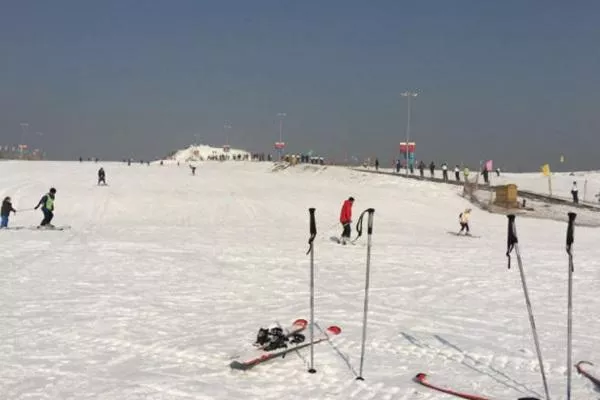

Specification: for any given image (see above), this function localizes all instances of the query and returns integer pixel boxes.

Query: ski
[576,360,600,387]
[30,225,71,231]
[329,236,356,245]
[230,325,341,371]
[446,231,480,238]
[414,373,540,400]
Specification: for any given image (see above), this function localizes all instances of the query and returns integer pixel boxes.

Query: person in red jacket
[339,196,354,244]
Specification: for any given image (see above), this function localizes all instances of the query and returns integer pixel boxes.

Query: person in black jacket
[35,188,56,227]
[1,196,16,228]
[98,168,106,185]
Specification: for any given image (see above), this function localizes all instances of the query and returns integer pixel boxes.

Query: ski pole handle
[366,208,375,235]
[307,208,316,255]
[506,214,518,269]
[566,212,576,262]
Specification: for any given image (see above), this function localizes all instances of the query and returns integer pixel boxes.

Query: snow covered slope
[1,160,599,399]
[162,144,251,163]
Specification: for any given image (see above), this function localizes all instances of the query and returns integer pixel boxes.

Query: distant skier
[98,167,106,185]
[1,196,16,228]
[571,181,579,204]
[339,197,355,245]
[429,161,435,178]
[190,165,197,175]
[441,162,448,181]
[454,165,460,181]
[375,158,379,171]
[418,161,425,178]
[458,208,472,235]
[34,188,56,228]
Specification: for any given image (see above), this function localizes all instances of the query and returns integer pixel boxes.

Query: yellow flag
[541,164,551,177]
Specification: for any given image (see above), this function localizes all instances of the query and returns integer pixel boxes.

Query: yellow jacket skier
[458,208,471,235]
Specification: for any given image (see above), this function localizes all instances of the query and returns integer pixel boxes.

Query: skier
[190,165,197,175]
[571,181,579,203]
[375,158,379,171]
[34,188,56,228]
[1,196,16,228]
[98,167,106,185]
[429,161,435,178]
[458,208,472,235]
[339,196,354,245]
[418,160,425,178]
[441,162,448,181]
[454,165,460,181]
[482,166,489,184]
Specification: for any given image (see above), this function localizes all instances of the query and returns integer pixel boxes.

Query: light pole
[224,121,232,146]
[401,91,418,176]
[277,112,286,160]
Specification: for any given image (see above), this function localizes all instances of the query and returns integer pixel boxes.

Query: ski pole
[566,212,576,400]
[307,208,317,374]
[506,215,551,400]
[357,208,375,381]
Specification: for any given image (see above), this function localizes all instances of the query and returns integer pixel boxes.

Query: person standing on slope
[458,208,472,235]
[339,196,354,244]
[98,167,106,185]
[34,188,56,228]
[1,196,17,228]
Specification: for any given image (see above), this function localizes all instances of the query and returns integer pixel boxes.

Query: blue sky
[1,0,598,170]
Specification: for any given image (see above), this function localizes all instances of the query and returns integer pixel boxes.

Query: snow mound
[161,144,251,163]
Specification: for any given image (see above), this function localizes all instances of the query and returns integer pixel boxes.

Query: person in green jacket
[34,188,56,228]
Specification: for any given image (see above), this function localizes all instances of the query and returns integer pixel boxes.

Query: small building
[494,184,519,208]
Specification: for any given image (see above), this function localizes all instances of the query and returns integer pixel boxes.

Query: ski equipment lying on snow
[253,318,308,351]
[230,325,341,371]
[575,360,600,387]
[414,373,541,400]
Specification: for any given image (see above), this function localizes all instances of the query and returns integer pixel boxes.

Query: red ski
[415,373,490,400]
[415,373,541,400]
[230,325,341,370]
[576,361,600,387]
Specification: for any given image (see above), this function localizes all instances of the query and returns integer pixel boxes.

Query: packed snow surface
[1,160,599,399]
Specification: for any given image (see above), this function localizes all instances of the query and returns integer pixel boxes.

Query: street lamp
[224,121,232,146]
[276,112,286,160]
[401,91,418,175]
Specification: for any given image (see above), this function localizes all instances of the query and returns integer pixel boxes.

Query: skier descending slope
[339,196,354,245]
[458,208,472,236]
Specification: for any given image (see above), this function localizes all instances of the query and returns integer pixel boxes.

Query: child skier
[1,196,16,228]
[458,208,472,235]
[339,196,354,244]
[34,188,56,228]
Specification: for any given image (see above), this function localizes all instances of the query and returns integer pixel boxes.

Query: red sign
[274,142,285,150]
[399,142,415,153]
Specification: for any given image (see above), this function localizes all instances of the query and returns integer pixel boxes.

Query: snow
[1,160,599,399]
[161,144,251,164]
